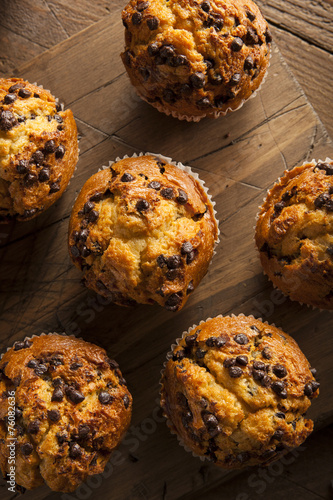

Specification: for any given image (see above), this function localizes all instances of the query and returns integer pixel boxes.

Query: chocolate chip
[273,364,287,378]
[18,88,31,98]
[49,181,61,194]
[34,364,48,376]
[262,347,272,359]
[311,381,320,392]
[206,337,226,348]
[314,193,330,208]
[70,363,83,371]
[201,1,210,11]
[69,442,82,459]
[70,245,80,258]
[84,201,94,213]
[244,27,259,45]
[244,56,254,72]
[229,366,243,378]
[187,280,194,294]
[196,348,206,359]
[172,349,186,361]
[229,73,241,85]
[90,192,103,202]
[66,387,85,404]
[166,268,179,281]
[21,443,33,456]
[275,411,285,419]
[202,412,220,437]
[265,29,273,43]
[88,210,99,223]
[16,159,29,174]
[273,429,284,440]
[44,140,56,154]
[27,359,38,368]
[231,37,243,52]
[48,410,60,423]
[234,333,249,345]
[123,394,130,409]
[14,341,26,351]
[185,333,198,347]
[189,72,206,89]
[147,16,159,30]
[260,374,272,387]
[304,381,320,397]
[166,255,181,269]
[55,145,66,159]
[98,391,113,404]
[28,420,40,434]
[197,97,211,108]
[176,189,188,204]
[132,11,142,24]
[136,199,150,212]
[4,93,17,104]
[32,150,44,165]
[246,9,256,21]
[81,245,91,258]
[148,42,159,56]
[108,359,119,370]
[53,378,63,387]
[272,381,287,398]
[121,172,135,183]
[174,54,188,66]
[137,1,149,11]
[253,369,265,381]
[79,229,89,242]
[165,293,182,311]
[181,242,193,255]
[223,357,236,368]
[310,367,317,377]
[0,110,17,131]
[157,254,166,267]
[236,355,248,366]
[38,167,50,182]
[316,162,333,175]
[23,208,37,218]
[15,407,22,419]
[253,360,265,370]
[148,181,161,190]
[78,425,90,439]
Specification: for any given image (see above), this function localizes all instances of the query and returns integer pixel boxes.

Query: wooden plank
[0,8,333,500]
[0,26,44,77]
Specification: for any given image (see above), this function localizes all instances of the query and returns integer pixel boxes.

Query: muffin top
[255,159,333,309]
[68,155,218,311]
[160,315,319,468]
[0,78,78,220]
[122,0,271,119]
[0,334,132,492]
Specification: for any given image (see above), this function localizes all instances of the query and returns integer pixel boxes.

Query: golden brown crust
[0,78,78,221]
[68,155,218,311]
[160,315,318,468]
[255,159,333,309]
[0,334,132,492]
[121,0,271,120]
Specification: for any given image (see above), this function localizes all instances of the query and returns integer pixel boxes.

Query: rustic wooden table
[0,1,333,500]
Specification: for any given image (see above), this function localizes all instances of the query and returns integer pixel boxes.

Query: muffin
[68,154,218,311]
[121,0,271,120]
[160,314,319,468]
[255,159,333,309]
[0,334,132,492]
[0,78,78,221]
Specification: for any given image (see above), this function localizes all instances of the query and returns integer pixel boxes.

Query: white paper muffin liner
[254,157,333,312]
[159,313,271,462]
[134,50,271,122]
[99,152,220,255]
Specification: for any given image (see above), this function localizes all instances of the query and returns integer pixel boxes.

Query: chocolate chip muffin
[160,315,319,468]
[121,0,271,120]
[68,154,218,311]
[255,159,333,309]
[0,78,78,221]
[0,334,132,492]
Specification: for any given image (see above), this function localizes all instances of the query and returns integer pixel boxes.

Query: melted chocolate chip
[234,333,249,345]
[189,72,206,89]
[98,391,113,404]
[0,110,17,131]
[121,172,134,182]
[66,387,85,404]
[55,145,66,159]
[44,140,56,154]
[231,37,243,52]
[4,93,17,104]
[176,189,188,204]
[69,442,82,459]
[136,199,150,212]
[165,293,182,311]
[147,17,159,30]
[21,443,33,456]
[48,409,60,423]
[273,364,287,378]
[229,366,243,378]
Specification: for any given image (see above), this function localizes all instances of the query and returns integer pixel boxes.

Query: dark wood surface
[0,2,333,500]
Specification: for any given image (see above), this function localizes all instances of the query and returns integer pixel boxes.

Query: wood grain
[0,9,333,500]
